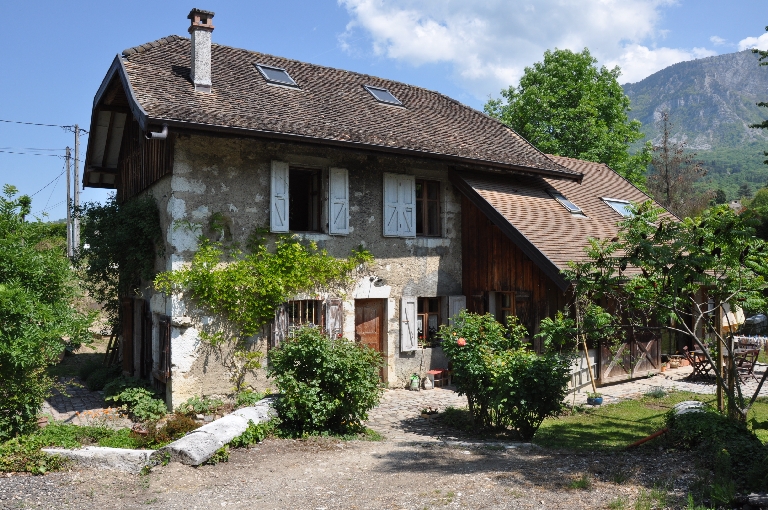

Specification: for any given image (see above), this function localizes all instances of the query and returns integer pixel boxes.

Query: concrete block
[42,447,155,474]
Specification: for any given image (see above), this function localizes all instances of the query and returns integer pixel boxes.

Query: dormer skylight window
[548,190,584,215]
[255,64,298,87]
[603,198,633,217]
[364,85,402,106]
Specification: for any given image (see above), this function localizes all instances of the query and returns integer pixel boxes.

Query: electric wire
[0,149,64,158]
[41,162,65,212]
[0,118,88,134]
[29,169,66,197]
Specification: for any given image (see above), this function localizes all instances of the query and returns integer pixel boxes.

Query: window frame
[602,197,633,217]
[254,63,299,88]
[286,299,324,337]
[417,297,441,347]
[415,179,442,237]
[363,85,403,106]
[547,190,585,216]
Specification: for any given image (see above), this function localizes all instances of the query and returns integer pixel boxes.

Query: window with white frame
[603,198,633,217]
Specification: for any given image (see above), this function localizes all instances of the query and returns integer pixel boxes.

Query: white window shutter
[270,161,289,233]
[400,296,418,352]
[383,173,400,237]
[272,304,287,348]
[328,168,349,235]
[399,175,416,237]
[448,295,467,325]
[325,298,343,338]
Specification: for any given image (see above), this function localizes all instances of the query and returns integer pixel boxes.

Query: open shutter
[399,175,416,237]
[272,304,287,348]
[325,298,343,338]
[156,316,171,382]
[120,298,134,375]
[448,295,467,325]
[383,173,400,237]
[270,161,289,233]
[401,296,418,352]
[328,168,349,235]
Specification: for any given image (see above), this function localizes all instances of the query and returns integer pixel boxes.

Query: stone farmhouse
[83,9,666,407]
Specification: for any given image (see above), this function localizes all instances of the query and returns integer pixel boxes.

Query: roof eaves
[449,171,571,290]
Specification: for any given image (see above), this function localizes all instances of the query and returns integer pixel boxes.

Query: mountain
[622,50,768,199]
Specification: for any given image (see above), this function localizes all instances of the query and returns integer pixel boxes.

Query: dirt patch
[1,438,701,509]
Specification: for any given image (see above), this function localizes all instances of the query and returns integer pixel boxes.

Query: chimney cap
[187,8,215,20]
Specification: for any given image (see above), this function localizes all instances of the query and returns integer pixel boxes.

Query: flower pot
[586,396,603,406]
[668,361,680,369]
[660,366,667,373]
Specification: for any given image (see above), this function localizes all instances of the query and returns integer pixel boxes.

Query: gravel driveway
[1,436,699,509]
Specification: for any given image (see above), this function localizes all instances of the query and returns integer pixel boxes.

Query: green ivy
[155,237,372,340]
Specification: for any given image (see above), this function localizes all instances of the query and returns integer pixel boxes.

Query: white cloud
[710,35,726,46]
[609,45,716,84]
[338,0,716,97]
[738,32,768,51]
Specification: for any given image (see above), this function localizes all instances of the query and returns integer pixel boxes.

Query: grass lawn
[534,391,724,450]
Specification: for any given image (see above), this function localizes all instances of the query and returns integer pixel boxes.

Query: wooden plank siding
[117,119,173,202]
[461,194,567,340]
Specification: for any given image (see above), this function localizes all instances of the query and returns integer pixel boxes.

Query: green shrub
[229,419,275,448]
[104,377,167,422]
[175,395,223,416]
[0,185,94,440]
[268,327,383,435]
[97,428,143,449]
[234,390,265,408]
[205,445,229,464]
[144,413,200,448]
[667,407,768,497]
[440,311,574,439]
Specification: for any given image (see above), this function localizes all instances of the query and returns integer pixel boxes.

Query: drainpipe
[146,124,168,140]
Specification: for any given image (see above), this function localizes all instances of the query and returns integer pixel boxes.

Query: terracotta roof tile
[115,36,579,178]
[459,155,674,271]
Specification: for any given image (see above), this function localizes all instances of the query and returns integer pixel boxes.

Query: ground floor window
[287,299,324,336]
[417,297,441,347]
[497,291,533,336]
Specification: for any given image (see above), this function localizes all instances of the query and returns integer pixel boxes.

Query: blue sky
[1,0,767,221]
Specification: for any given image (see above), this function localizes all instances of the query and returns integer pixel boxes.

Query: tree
[484,48,650,188]
[646,111,708,218]
[567,202,768,422]
[738,183,754,200]
[0,185,93,439]
[713,189,727,205]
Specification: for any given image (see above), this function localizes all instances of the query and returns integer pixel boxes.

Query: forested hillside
[623,50,768,199]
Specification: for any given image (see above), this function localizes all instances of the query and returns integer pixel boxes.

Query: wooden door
[355,299,383,353]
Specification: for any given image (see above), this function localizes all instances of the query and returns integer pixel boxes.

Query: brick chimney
[187,8,215,93]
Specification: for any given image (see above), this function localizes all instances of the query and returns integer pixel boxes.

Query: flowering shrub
[440,311,574,440]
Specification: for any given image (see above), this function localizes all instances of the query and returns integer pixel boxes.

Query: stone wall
[144,133,464,405]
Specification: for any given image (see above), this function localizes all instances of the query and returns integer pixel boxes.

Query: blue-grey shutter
[270,161,289,233]
[448,295,467,325]
[401,296,418,352]
[399,175,416,237]
[328,167,349,235]
[383,173,400,237]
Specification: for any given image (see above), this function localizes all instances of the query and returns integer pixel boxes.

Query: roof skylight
[364,85,402,106]
[548,190,583,215]
[603,198,633,217]
[255,64,298,87]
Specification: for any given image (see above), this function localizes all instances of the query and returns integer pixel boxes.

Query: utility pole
[65,147,72,258]
[73,124,80,252]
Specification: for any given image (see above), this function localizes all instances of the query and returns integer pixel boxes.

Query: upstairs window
[548,190,584,215]
[364,85,402,106]
[416,179,441,236]
[603,198,633,217]
[255,64,299,87]
[289,168,322,232]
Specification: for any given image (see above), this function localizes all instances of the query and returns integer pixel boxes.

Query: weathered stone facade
[142,134,463,406]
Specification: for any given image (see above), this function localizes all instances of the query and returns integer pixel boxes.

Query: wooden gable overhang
[450,171,571,291]
[83,56,173,201]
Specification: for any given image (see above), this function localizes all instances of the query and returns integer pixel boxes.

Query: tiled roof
[113,35,580,180]
[455,156,674,279]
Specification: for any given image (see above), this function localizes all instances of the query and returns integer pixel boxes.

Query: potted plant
[660,362,667,373]
[420,406,438,418]
[586,392,603,405]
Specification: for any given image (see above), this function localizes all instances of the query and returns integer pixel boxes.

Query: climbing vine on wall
[154,235,373,340]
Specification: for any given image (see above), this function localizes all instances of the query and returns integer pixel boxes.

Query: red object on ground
[626,427,668,449]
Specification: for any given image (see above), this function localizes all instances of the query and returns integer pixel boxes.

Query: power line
[0,118,88,134]
[38,200,65,215]
[29,169,66,198]
[41,162,65,212]
[0,146,66,152]
[0,149,64,158]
